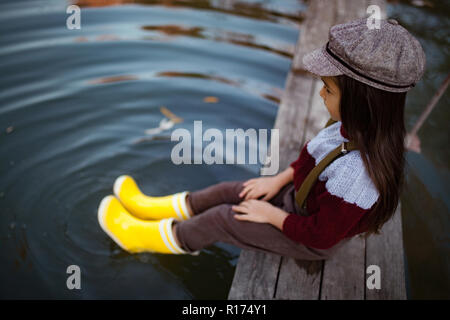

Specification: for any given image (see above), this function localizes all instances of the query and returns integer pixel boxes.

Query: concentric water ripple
[0,0,305,298]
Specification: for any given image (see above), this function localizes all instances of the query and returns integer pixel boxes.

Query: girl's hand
[232,200,274,224]
[239,177,282,201]
[232,200,288,228]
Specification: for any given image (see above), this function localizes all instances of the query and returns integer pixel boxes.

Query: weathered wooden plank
[264,0,341,300]
[303,78,333,143]
[274,74,315,169]
[274,0,357,300]
[320,236,366,300]
[309,0,381,300]
[228,250,281,299]
[366,203,407,299]
[292,0,338,69]
[301,0,391,300]
[230,0,355,300]
[275,258,323,300]
[229,0,404,301]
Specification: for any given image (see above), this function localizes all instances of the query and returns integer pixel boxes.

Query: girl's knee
[209,204,244,227]
[214,181,245,202]
[217,180,244,192]
[214,203,235,218]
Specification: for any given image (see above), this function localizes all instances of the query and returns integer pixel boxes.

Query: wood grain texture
[228,250,281,299]
[366,204,407,299]
[273,74,316,170]
[275,258,323,300]
[320,236,366,300]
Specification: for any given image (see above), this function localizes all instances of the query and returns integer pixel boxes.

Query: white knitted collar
[306,121,379,210]
[307,121,348,165]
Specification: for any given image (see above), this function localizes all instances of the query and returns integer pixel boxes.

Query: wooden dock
[228,0,407,300]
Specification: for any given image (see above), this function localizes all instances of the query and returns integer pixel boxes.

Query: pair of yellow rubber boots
[97,175,194,255]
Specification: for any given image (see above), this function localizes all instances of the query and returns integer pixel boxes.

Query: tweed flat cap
[303,17,426,92]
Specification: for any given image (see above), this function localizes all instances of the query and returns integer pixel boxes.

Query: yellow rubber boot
[113,175,192,221]
[97,195,191,254]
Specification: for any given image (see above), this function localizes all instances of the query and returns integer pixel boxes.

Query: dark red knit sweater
[281,121,379,250]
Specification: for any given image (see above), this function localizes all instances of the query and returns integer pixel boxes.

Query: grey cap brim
[302,45,344,77]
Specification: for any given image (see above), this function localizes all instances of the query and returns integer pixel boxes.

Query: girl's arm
[232,200,289,230]
[239,166,294,200]
[273,166,294,188]
[268,207,290,230]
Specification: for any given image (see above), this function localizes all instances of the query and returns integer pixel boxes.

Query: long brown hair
[333,74,406,236]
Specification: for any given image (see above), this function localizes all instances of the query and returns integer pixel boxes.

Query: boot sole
[97,195,129,252]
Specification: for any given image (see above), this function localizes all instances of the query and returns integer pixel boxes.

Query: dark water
[0,0,302,299]
[387,0,450,299]
[0,0,448,299]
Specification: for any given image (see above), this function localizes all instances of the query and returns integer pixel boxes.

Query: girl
[97,18,426,260]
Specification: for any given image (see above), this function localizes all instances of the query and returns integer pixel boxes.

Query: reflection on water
[89,75,139,84]
[142,23,295,58]
[75,0,305,25]
[0,0,448,299]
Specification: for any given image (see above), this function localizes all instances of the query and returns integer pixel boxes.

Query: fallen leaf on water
[139,107,183,140]
[203,96,219,103]
[145,118,175,135]
[89,75,138,84]
[74,37,89,43]
[160,106,183,123]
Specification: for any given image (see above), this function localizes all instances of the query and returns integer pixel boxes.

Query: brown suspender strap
[294,119,358,210]
[324,117,337,128]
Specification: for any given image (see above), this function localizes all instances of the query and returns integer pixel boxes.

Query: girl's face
[320,76,341,121]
